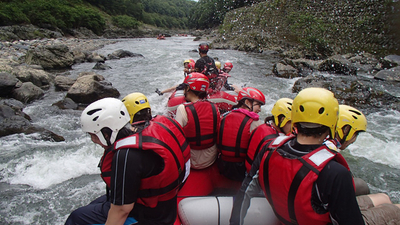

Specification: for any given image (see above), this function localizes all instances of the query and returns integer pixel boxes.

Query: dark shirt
[110,148,177,225]
[230,138,365,225]
[195,55,218,76]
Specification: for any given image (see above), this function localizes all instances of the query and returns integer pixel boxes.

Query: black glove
[155,88,163,96]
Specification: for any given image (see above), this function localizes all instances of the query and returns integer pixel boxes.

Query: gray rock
[54,75,76,91]
[380,55,400,69]
[66,74,120,104]
[292,74,400,111]
[0,102,64,141]
[0,72,19,97]
[12,65,52,88]
[24,44,74,69]
[86,52,106,63]
[272,62,299,78]
[93,62,112,70]
[11,82,45,103]
[318,55,358,75]
[374,66,400,82]
[107,49,144,60]
[52,97,78,110]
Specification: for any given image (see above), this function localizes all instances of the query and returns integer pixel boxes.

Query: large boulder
[66,73,120,104]
[272,62,299,78]
[292,74,400,111]
[380,55,400,69]
[107,49,144,60]
[12,65,52,88]
[318,55,358,75]
[374,66,400,82]
[54,75,76,91]
[0,72,19,97]
[11,82,45,103]
[24,44,74,69]
[93,62,112,70]
[52,97,79,110]
[0,104,64,141]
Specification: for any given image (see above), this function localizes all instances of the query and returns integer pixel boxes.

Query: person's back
[246,98,293,173]
[218,87,265,181]
[257,88,364,225]
[195,43,219,89]
[175,73,221,169]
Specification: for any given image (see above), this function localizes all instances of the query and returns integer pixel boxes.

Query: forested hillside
[0,0,197,35]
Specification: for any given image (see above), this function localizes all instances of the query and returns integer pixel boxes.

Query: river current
[0,37,399,224]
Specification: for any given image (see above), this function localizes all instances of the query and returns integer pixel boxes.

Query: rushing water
[0,37,399,224]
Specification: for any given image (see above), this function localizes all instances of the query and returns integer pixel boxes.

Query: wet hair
[189,89,207,99]
[133,108,152,122]
[100,126,132,146]
[264,116,274,124]
[232,98,253,110]
[296,124,330,138]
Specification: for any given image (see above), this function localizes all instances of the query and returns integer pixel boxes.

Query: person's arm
[230,144,270,225]
[239,171,264,225]
[105,203,134,225]
[174,104,188,127]
[317,161,365,225]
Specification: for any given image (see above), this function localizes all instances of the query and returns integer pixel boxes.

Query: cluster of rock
[270,53,400,112]
[0,37,143,141]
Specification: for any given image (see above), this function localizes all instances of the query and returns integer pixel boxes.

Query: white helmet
[80,97,130,146]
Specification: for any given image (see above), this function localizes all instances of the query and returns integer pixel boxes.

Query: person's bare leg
[368,193,392,206]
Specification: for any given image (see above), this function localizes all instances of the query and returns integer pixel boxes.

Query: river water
[0,37,399,224]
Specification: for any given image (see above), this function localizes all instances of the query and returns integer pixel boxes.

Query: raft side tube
[178,196,278,225]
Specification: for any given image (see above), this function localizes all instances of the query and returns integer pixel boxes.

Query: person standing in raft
[65,97,186,225]
[192,43,219,90]
[217,87,265,182]
[174,73,221,170]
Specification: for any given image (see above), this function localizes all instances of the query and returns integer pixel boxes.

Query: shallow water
[0,36,399,224]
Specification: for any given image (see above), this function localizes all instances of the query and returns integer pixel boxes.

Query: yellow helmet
[292,87,339,138]
[122,92,151,123]
[215,61,221,69]
[337,105,367,141]
[271,98,293,128]
[183,59,191,65]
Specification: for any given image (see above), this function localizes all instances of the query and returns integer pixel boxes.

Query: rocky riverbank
[0,35,142,141]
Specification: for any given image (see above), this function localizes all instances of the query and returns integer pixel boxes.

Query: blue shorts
[65,195,137,225]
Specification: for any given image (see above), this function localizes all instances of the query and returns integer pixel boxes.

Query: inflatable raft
[173,163,278,225]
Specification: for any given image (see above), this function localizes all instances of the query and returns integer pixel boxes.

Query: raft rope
[215,196,221,225]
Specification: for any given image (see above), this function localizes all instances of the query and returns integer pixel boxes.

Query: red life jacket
[184,100,220,150]
[245,123,279,173]
[100,115,187,208]
[258,135,353,225]
[218,111,254,162]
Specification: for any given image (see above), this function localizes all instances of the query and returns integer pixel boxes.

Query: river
[0,36,399,224]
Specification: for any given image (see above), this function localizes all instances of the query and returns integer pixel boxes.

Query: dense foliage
[0,0,197,34]
[0,0,106,34]
[189,0,265,29]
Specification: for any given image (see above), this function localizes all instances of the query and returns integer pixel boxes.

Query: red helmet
[188,62,195,69]
[189,59,195,63]
[183,72,209,92]
[224,62,233,70]
[198,43,209,53]
[237,87,266,105]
